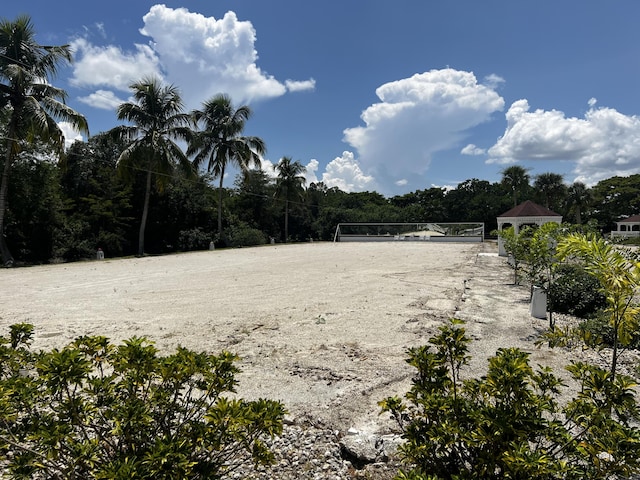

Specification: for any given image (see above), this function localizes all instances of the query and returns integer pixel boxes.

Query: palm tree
[534,172,566,210]
[274,157,306,242]
[109,76,193,256]
[0,15,89,265]
[188,94,265,244]
[566,181,591,224]
[500,165,530,207]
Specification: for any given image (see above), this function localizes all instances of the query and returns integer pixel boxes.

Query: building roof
[617,214,640,223]
[498,200,562,218]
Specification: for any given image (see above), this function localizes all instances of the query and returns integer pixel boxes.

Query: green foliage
[533,172,567,211]
[495,225,532,285]
[109,76,194,257]
[227,222,267,247]
[5,152,66,263]
[57,133,134,260]
[501,165,531,208]
[273,156,307,242]
[523,222,561,289]
[578,311,640,350]
[548,264,606,318]
[617,236,640,246]
[0,325,286,479]
[445,178,510,232]
[380,319,640,480]
[0,14,89,265]
[557,233,640,377]
[188,94,266,240]
[177,227,212,251]
[231,170,279,238]
[589,174,640,231]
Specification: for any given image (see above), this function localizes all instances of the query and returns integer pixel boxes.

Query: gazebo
[610,214,640,239]
[496,200,563,256]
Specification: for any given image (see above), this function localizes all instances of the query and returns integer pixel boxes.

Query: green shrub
[0,324,285,479]
[579,311,640,350]
[380,319,640,480]
[178,227,211,251]
[227,224,266,247]
[548,263,606,318]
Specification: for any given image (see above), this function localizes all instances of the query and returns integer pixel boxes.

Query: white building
[496,200,562,256]
[610,214,640,239]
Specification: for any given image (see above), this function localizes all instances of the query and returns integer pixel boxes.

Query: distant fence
[333,222,484,243]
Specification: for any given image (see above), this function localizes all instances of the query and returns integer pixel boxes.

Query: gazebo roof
[498,200,561,218]
[617,214,640,223]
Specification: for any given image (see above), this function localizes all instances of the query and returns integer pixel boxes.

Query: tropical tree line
[2,15,640,266]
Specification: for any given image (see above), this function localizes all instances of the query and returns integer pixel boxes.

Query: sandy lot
[0,241,598,434]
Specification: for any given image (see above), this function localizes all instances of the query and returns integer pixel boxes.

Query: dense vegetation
[380,319,640,480]
[6,122,640,265]
[2,15,640,265]
[0,324,285,479]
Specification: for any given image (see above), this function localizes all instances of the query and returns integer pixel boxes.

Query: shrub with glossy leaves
[548,263,606,318]
[227,223,267,247]
[0,323,285,479]
[380,319,640,480]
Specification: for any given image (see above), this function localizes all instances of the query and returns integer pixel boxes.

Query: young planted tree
[0,15,89,265]
[109,77,193,256]
[495,225,532,285]
[524,222,564,327]
[188,94,265,244]
[556,233,640,378]
[0,324,286,479]
[273,156,306,242]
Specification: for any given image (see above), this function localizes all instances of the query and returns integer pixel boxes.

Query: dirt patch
[1,241,630,435]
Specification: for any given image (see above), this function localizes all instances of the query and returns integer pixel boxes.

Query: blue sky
[5,1,640,196]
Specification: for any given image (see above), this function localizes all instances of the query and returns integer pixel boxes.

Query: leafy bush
[380,319,640,480]
[227,223,266,247]
[0,324,285,479]
[579,311,640,350]
[178,227,212,251]
[548,263,606,318]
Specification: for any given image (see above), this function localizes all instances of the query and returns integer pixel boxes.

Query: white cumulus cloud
[487,99,640,185]
[77,89,124,110]
[303,159,320,185]
[70,5,305,111]
[484,73,505,89]
[70,38,162,94]
[59,122,85,149]
[461,144,486,156]
[321,151,376,192]
[285,79,316,92]
[139,6,286,106]
[342,68,504,193]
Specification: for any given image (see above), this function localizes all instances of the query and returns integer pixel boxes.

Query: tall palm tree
[0,15,89,265]
[109,76,192,256]
[534,172,566,210]
[274,156,306,242]
[500,165,530,207]
[188,94,265,243]
[566,181,591,225]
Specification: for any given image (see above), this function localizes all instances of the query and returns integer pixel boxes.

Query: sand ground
[0,240,600,434]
